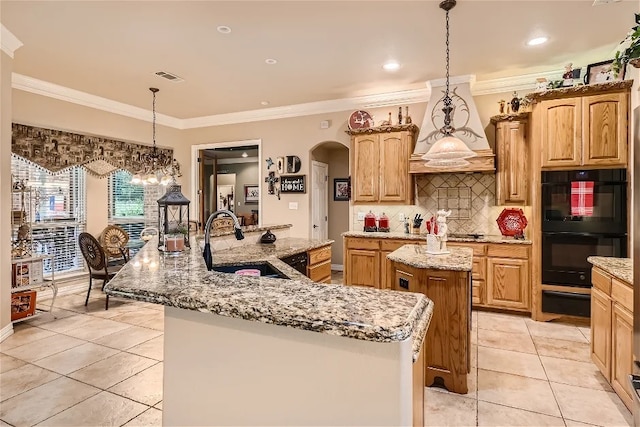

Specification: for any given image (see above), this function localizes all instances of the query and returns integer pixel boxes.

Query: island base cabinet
[163,306,421,426]
[392,262,470,394]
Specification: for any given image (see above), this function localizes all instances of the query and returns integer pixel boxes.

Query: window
[108,171,146,239]
[11,154,87,274]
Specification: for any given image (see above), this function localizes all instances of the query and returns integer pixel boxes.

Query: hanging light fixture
[131,88,181,185]
[421,0,476,168]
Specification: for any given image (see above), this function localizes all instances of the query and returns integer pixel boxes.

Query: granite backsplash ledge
[352,173,532,237]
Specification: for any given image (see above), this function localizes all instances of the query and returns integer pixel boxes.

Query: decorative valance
[11,123,174,178]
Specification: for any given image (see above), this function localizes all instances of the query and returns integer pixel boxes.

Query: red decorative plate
[348,110,373,130]
[496,208,528,237]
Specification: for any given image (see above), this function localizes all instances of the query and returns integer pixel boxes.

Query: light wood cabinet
[495,119,528,205]
[590,266,633,411]
[307,245,332,283]
[392,261,470,394]
[486,257,530,311]
[345,247,380,288]
[611,302,633,410]
[582,92,628,166]
[591,286,612,380]
[539,92,628,169]
[349,125,417,204]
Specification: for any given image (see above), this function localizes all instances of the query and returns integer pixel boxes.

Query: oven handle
[541,231,628,238]
[541,181,627,186]
[542,290,590,300]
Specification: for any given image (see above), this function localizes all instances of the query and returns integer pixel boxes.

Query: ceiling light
[261,101,270,106]
[242,152,248,158]
[131,88,182,186]
[527,36,548,46]
[422,0,476,167]
[217,26,232,34]
[265,58,278,65]
[383,61,400,72]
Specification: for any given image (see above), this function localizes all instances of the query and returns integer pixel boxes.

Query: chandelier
[131,88,181,185]
[421,0,476,167]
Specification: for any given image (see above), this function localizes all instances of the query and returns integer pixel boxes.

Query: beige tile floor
[0,277,633,427]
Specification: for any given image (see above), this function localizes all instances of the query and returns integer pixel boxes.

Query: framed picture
[585,60,624,84]
[334,178,350,201]
[244,185,259,204]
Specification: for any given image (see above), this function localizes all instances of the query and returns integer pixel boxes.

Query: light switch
[399,213,405,221]
[357,212,365,221]
[289,202,298,210]
[238,201,241,207]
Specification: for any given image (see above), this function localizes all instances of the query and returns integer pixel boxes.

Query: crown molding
[12,69,566,129]
[12,73,183,128]
[1,25,23,58]
[471,69,564,95]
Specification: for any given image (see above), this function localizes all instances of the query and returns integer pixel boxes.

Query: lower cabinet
[345,248,380,288]
[392,261,470,395]
[590,266,633,411]
[307,245,332,283]
[486,258,530,311]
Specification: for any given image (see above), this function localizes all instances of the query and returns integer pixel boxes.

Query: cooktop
[448,233,485,239]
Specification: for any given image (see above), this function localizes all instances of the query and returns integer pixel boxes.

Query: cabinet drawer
[308,245,331,265]
[380,239,409,252]
[487,244,529,259]
[448,242,487,257]
[308,260,332,282]
[592,267,612,295]
[612,278,633,313]
[472,258,486,281]
[346,238,380,250]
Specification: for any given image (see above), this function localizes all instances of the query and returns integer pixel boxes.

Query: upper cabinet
[493,116,528,205]
[349,124,418,204]
[534,86,629,170]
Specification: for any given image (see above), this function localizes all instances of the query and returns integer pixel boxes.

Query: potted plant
[613,13,640,77]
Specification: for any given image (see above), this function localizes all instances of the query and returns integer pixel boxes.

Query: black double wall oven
[541,169,627,317]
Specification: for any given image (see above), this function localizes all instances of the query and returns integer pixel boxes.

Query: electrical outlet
[289,202,298,210]
[357,212,365,221]
[399,213,405,221]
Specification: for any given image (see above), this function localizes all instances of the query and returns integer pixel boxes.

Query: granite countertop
[388,244,473,272]
[105,237,434,362]
[587,256,632,284]
[342,230,532,245]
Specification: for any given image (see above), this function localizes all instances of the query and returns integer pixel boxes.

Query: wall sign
[280,175,306,193]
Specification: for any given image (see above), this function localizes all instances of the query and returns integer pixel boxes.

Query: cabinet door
[496,121,528,205]
[352,134,379,203]
[486,258,530,311]
[379,132,410,202]
[540,98,582,168]
[345,249,379,288]
[582,93,628,167]
[591,287,612,381]
[611,303,633,411]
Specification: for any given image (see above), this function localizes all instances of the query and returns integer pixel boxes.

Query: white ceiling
[2,1,637,120]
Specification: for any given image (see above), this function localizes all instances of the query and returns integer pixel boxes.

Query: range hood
[410,76,495,174]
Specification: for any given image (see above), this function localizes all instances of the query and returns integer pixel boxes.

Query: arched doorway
[310,141,349,277]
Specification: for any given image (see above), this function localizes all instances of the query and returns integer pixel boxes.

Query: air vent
[154,71,184,83]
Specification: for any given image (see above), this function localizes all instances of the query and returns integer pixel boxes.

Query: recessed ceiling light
[242,152,248,158]
[217,26,232,34]
[383,61,400,72]
[261,101,270,106]
[265,58,278,65]
[527,36,548,46]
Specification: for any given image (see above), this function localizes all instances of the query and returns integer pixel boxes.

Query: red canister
[378,213,390,232]
[364,211,378,232]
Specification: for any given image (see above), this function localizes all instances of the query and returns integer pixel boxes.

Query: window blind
[11,155,87,274]
[108,171,146,240]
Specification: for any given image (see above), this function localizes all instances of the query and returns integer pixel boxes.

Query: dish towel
[571,181,594,216]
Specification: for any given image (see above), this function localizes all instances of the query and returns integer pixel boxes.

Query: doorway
[192,140,261,229]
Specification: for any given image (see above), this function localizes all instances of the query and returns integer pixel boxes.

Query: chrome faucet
[202,209,244,271]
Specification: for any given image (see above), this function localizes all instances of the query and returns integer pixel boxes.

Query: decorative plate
[496,208,528,237]
[348,110,374,130]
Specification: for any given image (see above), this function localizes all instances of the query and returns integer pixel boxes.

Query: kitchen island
[105,237,434,426]
[388,244,472,394]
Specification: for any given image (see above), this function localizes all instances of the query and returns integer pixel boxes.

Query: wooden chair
[211,216,235,232]
[99,225,129,264]
[140,226,159,242]
[78,232,121,310]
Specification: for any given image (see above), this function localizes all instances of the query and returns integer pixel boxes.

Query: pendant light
[421,0,476,167]
[131,88,181,185]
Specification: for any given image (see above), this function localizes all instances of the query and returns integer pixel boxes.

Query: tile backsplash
[352,173,531,237]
